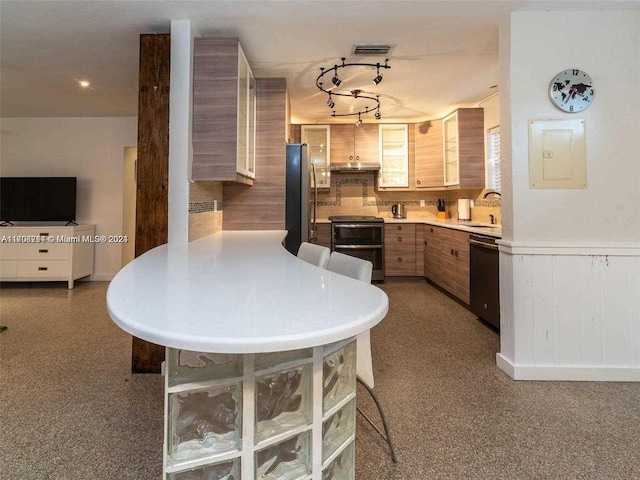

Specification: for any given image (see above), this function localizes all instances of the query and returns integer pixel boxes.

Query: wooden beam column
[132,33,170,373]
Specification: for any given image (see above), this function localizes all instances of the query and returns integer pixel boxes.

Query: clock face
[549,69,595,113]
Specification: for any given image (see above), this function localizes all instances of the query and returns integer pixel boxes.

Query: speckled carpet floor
[1,279,638,479]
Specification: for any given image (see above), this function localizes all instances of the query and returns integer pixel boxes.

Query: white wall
[0,117,138,279]
[498,10,640,381]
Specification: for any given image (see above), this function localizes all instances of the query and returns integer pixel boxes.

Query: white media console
[0,224,95,289]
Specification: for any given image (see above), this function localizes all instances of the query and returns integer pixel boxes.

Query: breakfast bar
[106,231,389,480]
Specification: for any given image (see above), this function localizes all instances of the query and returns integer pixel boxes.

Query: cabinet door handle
[355,155,360,161]
[450,249,455,256]
[424,241,428,246]
[430,228,434,233]
[349,155,353,161]
[397,257,403,262]
[398,237,402,242]
[454,250,459,257]
[417,179,421,185]
[39,249,48,253]
[397,226,402,231]
[38,267,48,271]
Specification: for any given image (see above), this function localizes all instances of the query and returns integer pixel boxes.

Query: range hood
[330,161,380,172]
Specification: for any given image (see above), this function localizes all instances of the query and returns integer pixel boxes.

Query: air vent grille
[352,44,393,56]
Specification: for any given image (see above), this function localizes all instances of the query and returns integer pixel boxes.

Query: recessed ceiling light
[79,80,90,88]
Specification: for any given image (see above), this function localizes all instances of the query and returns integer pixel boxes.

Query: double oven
[329,216,385,281]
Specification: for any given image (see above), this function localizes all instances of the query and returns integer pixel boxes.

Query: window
[487,126,501,192]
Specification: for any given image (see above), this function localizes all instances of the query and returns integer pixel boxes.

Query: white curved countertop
[106,231,389,354]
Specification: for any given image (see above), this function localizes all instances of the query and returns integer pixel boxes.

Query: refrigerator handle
[310,162,317,241]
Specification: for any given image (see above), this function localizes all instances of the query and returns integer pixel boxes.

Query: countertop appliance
[469,234,500,330]
[329,216,385,281]
[391,203,405,219]
[285,143,316,254]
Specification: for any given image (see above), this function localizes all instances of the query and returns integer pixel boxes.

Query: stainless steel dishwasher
[469,234,500,330]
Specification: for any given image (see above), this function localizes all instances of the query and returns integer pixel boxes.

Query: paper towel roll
[457,198,471,220]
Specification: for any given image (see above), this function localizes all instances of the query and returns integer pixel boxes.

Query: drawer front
[386,223,416,235]
[18,242,70,260]
[386,251,417,275]
[17,227,70,238]
[17,260,69,278]
[0,242,18,260]
[0,260,18,278]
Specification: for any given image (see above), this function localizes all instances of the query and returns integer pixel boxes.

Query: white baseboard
[496,354,640,382]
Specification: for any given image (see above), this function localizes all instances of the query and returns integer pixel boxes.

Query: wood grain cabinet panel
[442,108,485,189]
[415,119,444,188]
[385,224,416,276]
[193,37,256,183]
[310,223,331,249]
[423,225,470,304]
[330,124,379,164]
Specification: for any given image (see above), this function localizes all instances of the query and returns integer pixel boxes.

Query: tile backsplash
[316,172,501,223]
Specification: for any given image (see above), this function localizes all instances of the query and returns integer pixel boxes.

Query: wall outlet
[420,200,425,207]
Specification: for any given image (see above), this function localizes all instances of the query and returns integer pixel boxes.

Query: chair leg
[356,377,398,463]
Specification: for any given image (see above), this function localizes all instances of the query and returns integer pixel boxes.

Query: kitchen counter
[107,230,388,353]
[106,230,388,479]
[317,217,501,238]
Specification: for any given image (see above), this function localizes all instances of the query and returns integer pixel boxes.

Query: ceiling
[1,1,634,123]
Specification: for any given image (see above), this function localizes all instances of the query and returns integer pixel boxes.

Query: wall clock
[548,69,595,113]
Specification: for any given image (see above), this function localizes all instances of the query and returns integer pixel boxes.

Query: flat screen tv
[0,177,77,223]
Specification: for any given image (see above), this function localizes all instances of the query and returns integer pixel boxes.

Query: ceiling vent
[352,44,394,56]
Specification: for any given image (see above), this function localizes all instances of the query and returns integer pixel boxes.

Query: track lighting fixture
[316,57,391,123]
[327,92,335,109]
[373,64,383,85]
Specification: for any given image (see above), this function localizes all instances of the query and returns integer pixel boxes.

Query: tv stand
[0,224,95,289]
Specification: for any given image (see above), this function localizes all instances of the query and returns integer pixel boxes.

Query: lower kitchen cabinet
[310,223,331,249]
[385,224,416,276]
[423,225,470,304]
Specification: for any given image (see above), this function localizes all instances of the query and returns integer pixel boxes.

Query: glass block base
[164,338,357,480]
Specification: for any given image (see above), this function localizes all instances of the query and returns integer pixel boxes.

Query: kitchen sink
[460,222,499,228]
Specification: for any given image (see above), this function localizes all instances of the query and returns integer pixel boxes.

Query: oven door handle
[334,244,384,249]
[332,224,384,229]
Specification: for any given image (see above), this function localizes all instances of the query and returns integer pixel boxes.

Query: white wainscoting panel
[498,245,640,381]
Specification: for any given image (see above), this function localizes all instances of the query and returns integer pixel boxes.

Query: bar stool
[296,242,330,269]
[325,251,398,463]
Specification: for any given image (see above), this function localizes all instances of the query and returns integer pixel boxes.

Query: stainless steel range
[329,216,385,281]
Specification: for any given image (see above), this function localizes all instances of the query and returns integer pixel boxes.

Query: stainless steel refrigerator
[285,143,317,254]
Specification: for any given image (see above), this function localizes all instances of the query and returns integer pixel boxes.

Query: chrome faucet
[483,191,502,199]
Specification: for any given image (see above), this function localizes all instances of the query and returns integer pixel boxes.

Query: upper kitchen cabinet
[442,108,484,188]
[301,125,330,189]
[415,119,444,189]
[378,124,409,188]
[330,124,379,167]
[192,37,256,184]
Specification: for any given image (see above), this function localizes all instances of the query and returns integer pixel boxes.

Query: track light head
[332,75,341,87]
[327,99,335,108]
[373,74,383,85]
[375,111,381,120]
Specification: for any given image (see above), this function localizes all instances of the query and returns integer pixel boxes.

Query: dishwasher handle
[469,238,499,251]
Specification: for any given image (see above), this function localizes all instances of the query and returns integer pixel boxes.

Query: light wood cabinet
[415,119,444,188]
[310,223,331,249]
[301,125,331,189]
[385,223,416,276]
[330,124,379,165]
[193,37,256,184]
[423,225,470,304]
[0,225,95,289]
[442,108,485,189]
